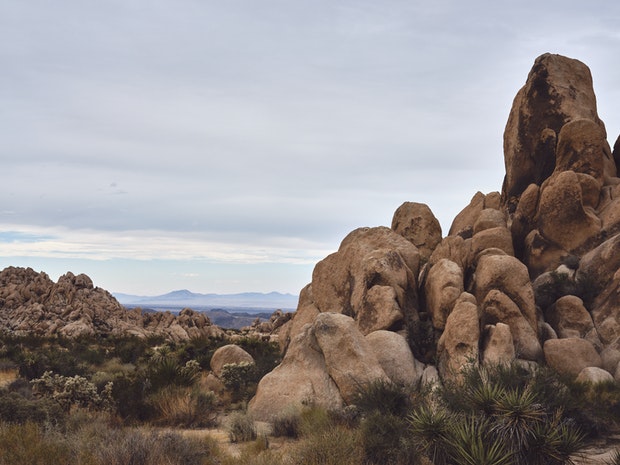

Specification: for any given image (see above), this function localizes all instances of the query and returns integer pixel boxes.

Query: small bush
[354,378,412,417]
[0,422,72,464]
[228,411,257,443]
[220,361,256,402]
[149,386,217,427]
[0,389,65,425]
[359,411,418,465]
[31,371,113,412]
[272,409,301,438]
[290,425,362,465]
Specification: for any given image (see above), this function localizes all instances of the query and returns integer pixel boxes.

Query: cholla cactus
[31,371,113,411]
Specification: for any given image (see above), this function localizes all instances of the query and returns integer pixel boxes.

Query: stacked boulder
[249,53,620,420]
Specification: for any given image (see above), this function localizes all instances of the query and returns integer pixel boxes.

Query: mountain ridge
[114,289,299,310]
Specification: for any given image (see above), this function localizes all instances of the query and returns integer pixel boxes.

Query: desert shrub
[298,403,334,437]
[220,361,256,402]
[359,411,418,465]
[31,371,113,412]
[17,346,86,380]
[271,409,301,438]
[290,424,363,465]
[234,337,281,380]
[445,416,513,465]
[110,336,153,364]
[353,378,412,417]
[407,317,436,364]
[0,389,65,424]
[0,422,73,464]
[148,386,217,427]
[108,372,153,422]
[228,411,257,443]
[411,361,588,465]
[408,403,452,465]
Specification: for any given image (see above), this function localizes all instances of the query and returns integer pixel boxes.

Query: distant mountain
[114,289,299,312]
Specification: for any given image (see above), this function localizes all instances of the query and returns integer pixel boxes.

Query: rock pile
[0,266,224,341]
[249,53,620,420]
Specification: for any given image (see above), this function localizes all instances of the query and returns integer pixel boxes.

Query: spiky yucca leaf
[446,416,513,465]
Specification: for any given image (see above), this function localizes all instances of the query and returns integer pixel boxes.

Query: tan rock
[278,284,320,353]
[545,295,597,340]
[424,259,464,330]
[481,290,542,362]
[449,192,501,237]
[522,230,567,278]
[428,235,472,272]
[502,53,604,206]
[473,209,507,234]
[311,227,420,334]
[555,118,615,183]
[248,324,343,421]
[543,338,602,377]
[210,345,255,378]
[511,184,540,252]
[538,171,602,252]
[589,269,620,345]
[437,293,480,382]
[482,323,515,366]
[391,202,442,262]
[474,254,538,331]
[575,366,614,385]
[366,330,424,387]
[313,313,388,402]
[600,343,620,375]
[471,226,514,258]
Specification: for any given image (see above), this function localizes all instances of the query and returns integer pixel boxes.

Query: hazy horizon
[2,1,619,296]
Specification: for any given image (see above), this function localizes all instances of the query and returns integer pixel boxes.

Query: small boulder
[391,202,442,262]
[437,293,480,382]
[575,367,614,385]
[481,323,515,366]
[366,330,424,387]
[424,259,464,330]
[543,338,602,377]
[545,295,596,339]
[210,345,255,378]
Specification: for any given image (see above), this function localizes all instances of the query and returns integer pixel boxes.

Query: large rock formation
[248,53,620,420]
[0,266,224,341]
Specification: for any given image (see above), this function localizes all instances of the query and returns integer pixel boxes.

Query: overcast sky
[1,1,619,296]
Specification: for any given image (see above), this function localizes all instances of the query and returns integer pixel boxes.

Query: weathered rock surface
[210,344,255,378]
[544,338,602,377]
[391,202,442,262]
[248,313,387,420]
[0,266,224,341]
[366,330,424,386]
[424,258,463,330]
[437,292,480,382]
[481,323,515,366]
[576,366,614,385]
[311,226,420,334]
[502,53,606,207]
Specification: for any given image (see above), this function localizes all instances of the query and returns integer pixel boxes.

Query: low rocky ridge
[248,53,620,421]
[0,266,224,341]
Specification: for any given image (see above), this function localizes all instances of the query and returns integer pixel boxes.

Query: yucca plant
[492,386,546,451]
[408,403,451,465]
[445,416,513,465]
[607,449,620,465]
[523,410,585,465]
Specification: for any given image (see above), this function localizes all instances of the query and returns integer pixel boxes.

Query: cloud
[1,1,619,293]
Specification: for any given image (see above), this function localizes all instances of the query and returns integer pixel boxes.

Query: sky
[1,1,619,296]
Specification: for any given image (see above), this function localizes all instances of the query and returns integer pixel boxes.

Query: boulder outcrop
[0,266,224,341]
[311,226,420,335]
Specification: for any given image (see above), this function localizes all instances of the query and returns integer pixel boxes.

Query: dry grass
[0,369,18,387]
